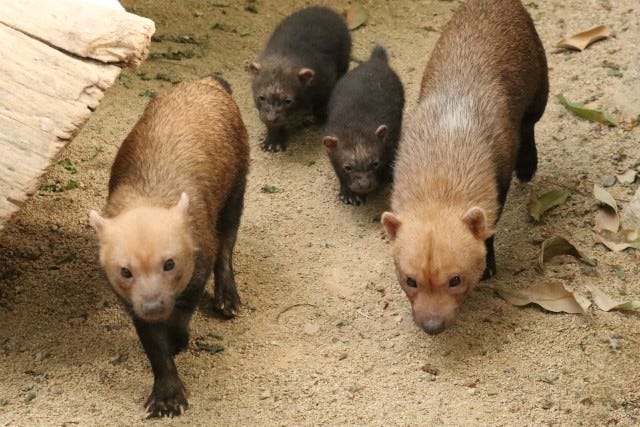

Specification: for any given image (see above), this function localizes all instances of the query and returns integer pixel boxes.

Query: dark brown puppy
[323,45,405,205]
[382,0,548,335]
[249,6,351,152]
[89,77,249,417]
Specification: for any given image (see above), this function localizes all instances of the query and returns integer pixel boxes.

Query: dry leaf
[538,236,597,269]
[528,188,570,222]
[593,184,620,232]
[556,25,614,51]
[586,283,640,311]
[595,209,620,232]
[497,281,586,314]
[594,229,640,251]
[557,94,617,126]
[616,170,637,185]
[344,5,368,30]
[593,184,619,213]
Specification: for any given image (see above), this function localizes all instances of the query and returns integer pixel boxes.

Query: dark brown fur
[382,0,548,334]
[91,77,249,417]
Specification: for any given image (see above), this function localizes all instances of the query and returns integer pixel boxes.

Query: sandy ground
[1,0,640,425]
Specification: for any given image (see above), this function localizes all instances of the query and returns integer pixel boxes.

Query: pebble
[601,175,616,187]
[303,323,320,336]
[24,391,36,404]
[260,390,271,400]
[421,363,439,375]
[0,398,7,406]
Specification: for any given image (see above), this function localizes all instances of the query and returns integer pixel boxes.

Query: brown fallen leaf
[586,283,640,311]
[344,5,368,31]
[593,184,619,213]
[594,229,640,251]
[595,210,620,233]
[593,184,620,232]
[528,188,570,222]
[538,236,597,269]
[557,25,614,51]
[497,281,588,314]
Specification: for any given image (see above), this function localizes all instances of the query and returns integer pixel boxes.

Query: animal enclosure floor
[1,1,639,425]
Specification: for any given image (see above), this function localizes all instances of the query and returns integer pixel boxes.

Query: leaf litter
[557,94,617,126]
[344,5,367,30]
[528,188,570,222]
[497,281,589,314]
[538,236,596,269]
[592,185,640,251]
[587,284,640,312]
[556,25,615,51]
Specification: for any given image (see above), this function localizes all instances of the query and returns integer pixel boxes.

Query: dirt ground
[1,0,640,425]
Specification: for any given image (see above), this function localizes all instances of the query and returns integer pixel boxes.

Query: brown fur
[89,76,249,417]
[382,0,548,334]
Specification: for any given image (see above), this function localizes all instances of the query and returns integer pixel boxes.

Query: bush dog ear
[381,212,402,240]
[89,210,107,236]
[323,136,338,151]
[298,68,315,85]
[463,206,494,240]
[172,192,190,216]
[248,62,262,74]
[375,124,388,140]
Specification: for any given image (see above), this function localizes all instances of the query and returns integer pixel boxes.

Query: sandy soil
[1,0,640,425]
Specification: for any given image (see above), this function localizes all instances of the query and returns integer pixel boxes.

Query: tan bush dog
[382,0,548,335]
[89,77,249,417]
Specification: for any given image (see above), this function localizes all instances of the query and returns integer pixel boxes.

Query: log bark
[0,0,155,67]
[0,1,155,227]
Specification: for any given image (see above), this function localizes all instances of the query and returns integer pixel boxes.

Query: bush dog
[249,6,351,152]
[89,77,249,417]
[323,45,404,205]
[382,0,548,335]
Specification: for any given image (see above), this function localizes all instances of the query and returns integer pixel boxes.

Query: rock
[303,323,319,336]
[421,363,439,375]
[616,170,637,185]
[260,390,271,400]
[601,175,616,187]
[621,187,640,230]
[24,391,36,404]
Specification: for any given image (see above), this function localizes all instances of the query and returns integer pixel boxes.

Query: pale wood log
[0,0,155,67]
[0,23,121,223]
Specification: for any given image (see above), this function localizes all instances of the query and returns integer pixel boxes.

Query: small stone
[425,373,437,382]
[421,363,439,375]
[580,397,594,406]
[540,398,553,409]
[394,315,403,323]
[34,352,46,362]
[193,10,203,17]
[260,390,271,400]
[24,391,36,404]
[0,398,7,406]
[303,323,320,336]
[467,388,478,395]
[601,175,616,187]
[338,353,348,360]
[110,353,128,366]
[347,383,363,393]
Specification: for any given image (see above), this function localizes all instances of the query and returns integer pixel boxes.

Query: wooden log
[0,0,155,67]
[0,22,122,223]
